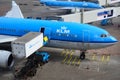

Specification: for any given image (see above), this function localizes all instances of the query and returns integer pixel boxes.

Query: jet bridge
[98,0,120,6]
[12,32,44,59]
[59,7,120,23]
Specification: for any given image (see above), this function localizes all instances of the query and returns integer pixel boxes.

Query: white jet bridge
[58,0,120,23]
[59,6,120,23]
[98,0,120,6]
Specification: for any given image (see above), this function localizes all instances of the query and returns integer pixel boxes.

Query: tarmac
[0,0,120,80]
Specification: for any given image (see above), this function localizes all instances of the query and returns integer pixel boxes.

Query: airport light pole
[81,8,84,23]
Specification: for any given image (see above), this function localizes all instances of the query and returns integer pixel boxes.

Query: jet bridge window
[100,34,107,38]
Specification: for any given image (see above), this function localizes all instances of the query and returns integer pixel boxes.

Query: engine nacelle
[0,50,14,68]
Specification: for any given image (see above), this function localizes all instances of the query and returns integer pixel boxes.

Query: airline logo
[97,9,114,20]
[56,26,70,34]
[82,3,88,7]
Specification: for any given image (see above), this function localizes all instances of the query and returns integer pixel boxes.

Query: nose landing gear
[79,50,86,60]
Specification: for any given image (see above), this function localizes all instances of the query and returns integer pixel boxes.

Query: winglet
[5,1,24,18]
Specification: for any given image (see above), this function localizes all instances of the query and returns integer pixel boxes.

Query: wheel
[79,52,85,60]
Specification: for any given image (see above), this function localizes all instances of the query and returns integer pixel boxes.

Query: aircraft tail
[5,1,24,18]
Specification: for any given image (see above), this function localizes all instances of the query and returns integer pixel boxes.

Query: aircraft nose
[110,36,118,43]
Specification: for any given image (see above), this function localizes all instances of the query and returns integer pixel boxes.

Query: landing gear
[79,50,86,60]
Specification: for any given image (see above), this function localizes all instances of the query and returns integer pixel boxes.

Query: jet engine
[0,50,14,68]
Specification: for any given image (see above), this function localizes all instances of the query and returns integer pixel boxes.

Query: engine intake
[0,50,14,68]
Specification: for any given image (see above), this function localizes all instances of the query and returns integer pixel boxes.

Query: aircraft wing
[0,35,18,43]
[5,1,24,18]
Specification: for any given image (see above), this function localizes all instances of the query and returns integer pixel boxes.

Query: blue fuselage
[40,1,102,9]
[0,17,118,50]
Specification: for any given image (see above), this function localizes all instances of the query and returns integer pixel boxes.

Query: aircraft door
[40,27,51,39]
[40,27,45,34]
[82,30,90,49]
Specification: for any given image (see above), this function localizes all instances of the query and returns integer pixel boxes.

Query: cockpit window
[100,34,107,37]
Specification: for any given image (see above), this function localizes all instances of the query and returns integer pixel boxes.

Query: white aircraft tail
[5,1,24,18]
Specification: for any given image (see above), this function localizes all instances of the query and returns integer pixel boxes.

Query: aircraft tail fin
[5,1,24,18]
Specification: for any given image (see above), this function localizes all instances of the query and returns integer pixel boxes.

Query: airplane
[0,1,118,68]
[39,0,103,9]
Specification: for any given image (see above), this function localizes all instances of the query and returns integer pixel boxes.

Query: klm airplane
[0,1,118,68]
[40,0,102,9]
